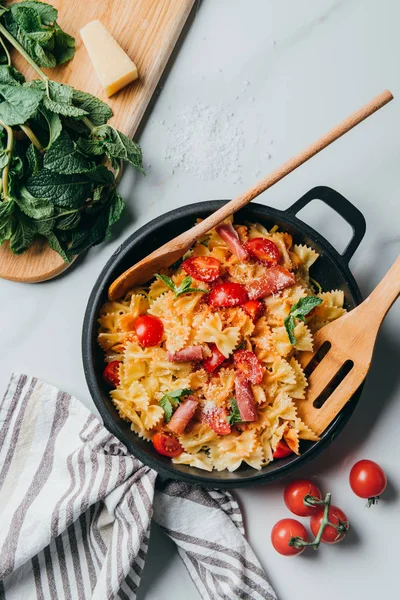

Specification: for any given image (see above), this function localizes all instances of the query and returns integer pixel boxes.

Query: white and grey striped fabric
[0,374,276,600]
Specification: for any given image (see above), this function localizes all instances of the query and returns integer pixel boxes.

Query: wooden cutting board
[0,0,195,283]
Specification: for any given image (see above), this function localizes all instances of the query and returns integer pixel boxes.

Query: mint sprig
[155,274,207,298]
[284,296,323,345]
[159,388,193,423]
[227,398,242,425]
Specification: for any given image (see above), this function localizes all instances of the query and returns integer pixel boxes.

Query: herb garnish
[284,296,323,345]
[0,0,143,260]
[159,388,193,423]
[227,398,242,425]
[155,273,207,298]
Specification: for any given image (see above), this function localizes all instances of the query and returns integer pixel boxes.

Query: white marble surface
[1,0,400,598]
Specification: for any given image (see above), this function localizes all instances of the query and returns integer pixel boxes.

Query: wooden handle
[179,90,393,243]
[356,255,400,325]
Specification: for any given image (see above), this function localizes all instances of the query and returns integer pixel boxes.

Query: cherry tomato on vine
[245,238,280,265]
[135,315,164,347]
[152,433,183,457]
[284,480,322,517]
[207,282,248,307]
[310,505,349,544]
[273,440,293,459]
[271,518,309,556]
[181,256,221,282]
[349,459,387,505]
[103,361,121,387]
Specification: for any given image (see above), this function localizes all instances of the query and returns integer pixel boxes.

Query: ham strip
[168,397,199,434]
[216,222,249,260]
[246,265,295,300]
[167,346,204,362]
[234,372,257,422]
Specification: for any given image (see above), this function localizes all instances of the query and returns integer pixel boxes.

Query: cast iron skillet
[82,186,366,488]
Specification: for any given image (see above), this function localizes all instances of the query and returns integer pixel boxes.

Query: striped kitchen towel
[0,374,276,600]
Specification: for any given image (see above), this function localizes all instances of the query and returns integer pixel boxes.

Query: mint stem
[0,34,11,66]
[0,23,49,81]
[20,124,44,153]
[0,118,14,200]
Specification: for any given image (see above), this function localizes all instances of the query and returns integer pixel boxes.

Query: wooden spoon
[109,90,393,300]
[297,256,400,435]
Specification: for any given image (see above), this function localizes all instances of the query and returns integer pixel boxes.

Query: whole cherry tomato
[152,432,183,457]
[271,518,308,556]
[349,459,387,505]
[310,505,349,544]
[207,282,248,307]
[135,315,164,347]
[242,300,264,321]
[181,256,221,282]
[103,361,121,387]
[245,238,280,265]
[284,479,322,517]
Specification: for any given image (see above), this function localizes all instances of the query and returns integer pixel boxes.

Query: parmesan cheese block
[80,20,138,97]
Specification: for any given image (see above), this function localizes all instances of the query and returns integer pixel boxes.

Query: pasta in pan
[98,217,346,472]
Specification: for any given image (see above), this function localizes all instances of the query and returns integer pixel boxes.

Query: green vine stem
[19,124,44,153]
[0,117,14,200]
[289,493,349,550]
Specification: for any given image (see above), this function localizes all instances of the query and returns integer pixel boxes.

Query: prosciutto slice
[216,222,249,260]
[168,397,199,434]
[167,346,204,362]
[246,265,295,300]
[234,372,257,422]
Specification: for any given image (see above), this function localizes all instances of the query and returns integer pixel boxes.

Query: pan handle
[285,186,366,264]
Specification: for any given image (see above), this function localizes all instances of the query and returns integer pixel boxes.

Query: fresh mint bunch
[0,0,143,261]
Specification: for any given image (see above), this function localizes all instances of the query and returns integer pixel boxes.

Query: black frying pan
[82,186,366,488]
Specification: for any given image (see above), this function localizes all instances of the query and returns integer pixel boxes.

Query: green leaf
[76,137,104,156]
[159,396,173,422]
[154,273,206,298]
[43,132,95,174]
[26,143,41,176]
[16,186,53,218]
[0,83,42,125]
[85,165,115,185]
[55,209,81,230]
[227,398,242,425]
[16,1,58,24]
[9,208,36,254]
[52,24,75,64]
[26,170,93,208]
[0,148,9,169]
[159,388,193,422]
[44,230,70,262]
[72,89,113,126]
[0,65,25,85]
[0,199,14,244]
[168,388,192,399]
[284,295,323,345]
[42,81,87,118]
[92,125,144,171]
[155,273,176,292]
[40,106,62,148]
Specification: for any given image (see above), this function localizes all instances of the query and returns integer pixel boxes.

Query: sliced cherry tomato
[349,459,387,504]
[242,300,264,321]
[310,505,349,544]
[181,256,221,282]
[203,343,226,372]
[207,282,248,307]
[233,349,263,384]
[152,432,183,457]
[204,407,231,435]
[103,361,121,387]
[273,439,293,459]
[284,479,322,517]
[135,315,164,347]
[271,518,308,556]
[245,238,280,265]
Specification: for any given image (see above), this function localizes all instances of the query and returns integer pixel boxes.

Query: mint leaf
[0,65,25,85]
[72,89,113,126]
[155,273,177,292]
[44,230,70,263]
[43,132,95,174]
[0,83,42,125]
[159,396,174,422]
[39,107,62,148]
[154,273,206,298]
[17,186,53,219]
[9,208,36,253]
[167,388,192,399]
[0,149,9,169]
[91,125,144,171]
[52,24,75,64]
[159,389,193,422]
[26,144,42,177]
[0,199,14,244]
[284,295,323,345]
[26,170,94,208]
[227,398,242,425]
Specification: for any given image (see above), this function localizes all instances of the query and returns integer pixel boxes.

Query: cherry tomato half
[284,479,322,517]
[310,505,349,544]
[103,361,121,387]
[135,315,164,347]
[349,459,387,503]
[271,518,308,556]
[233,349,263,384]
[204,407,231,435]
[242,300,264,321]
[152,432,183,457]
[207,282,248,307]
[245,238,280,266]
[273,439,293,459]
[203,343,226,372]
[181,256,221,282]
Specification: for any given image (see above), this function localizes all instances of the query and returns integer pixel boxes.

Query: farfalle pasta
[98,217,347,472]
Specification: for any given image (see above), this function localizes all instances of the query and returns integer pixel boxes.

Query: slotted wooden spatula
[296,256,400,436]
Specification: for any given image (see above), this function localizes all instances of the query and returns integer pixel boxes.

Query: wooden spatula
[296,256,400,436]
[108,89,393,300]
